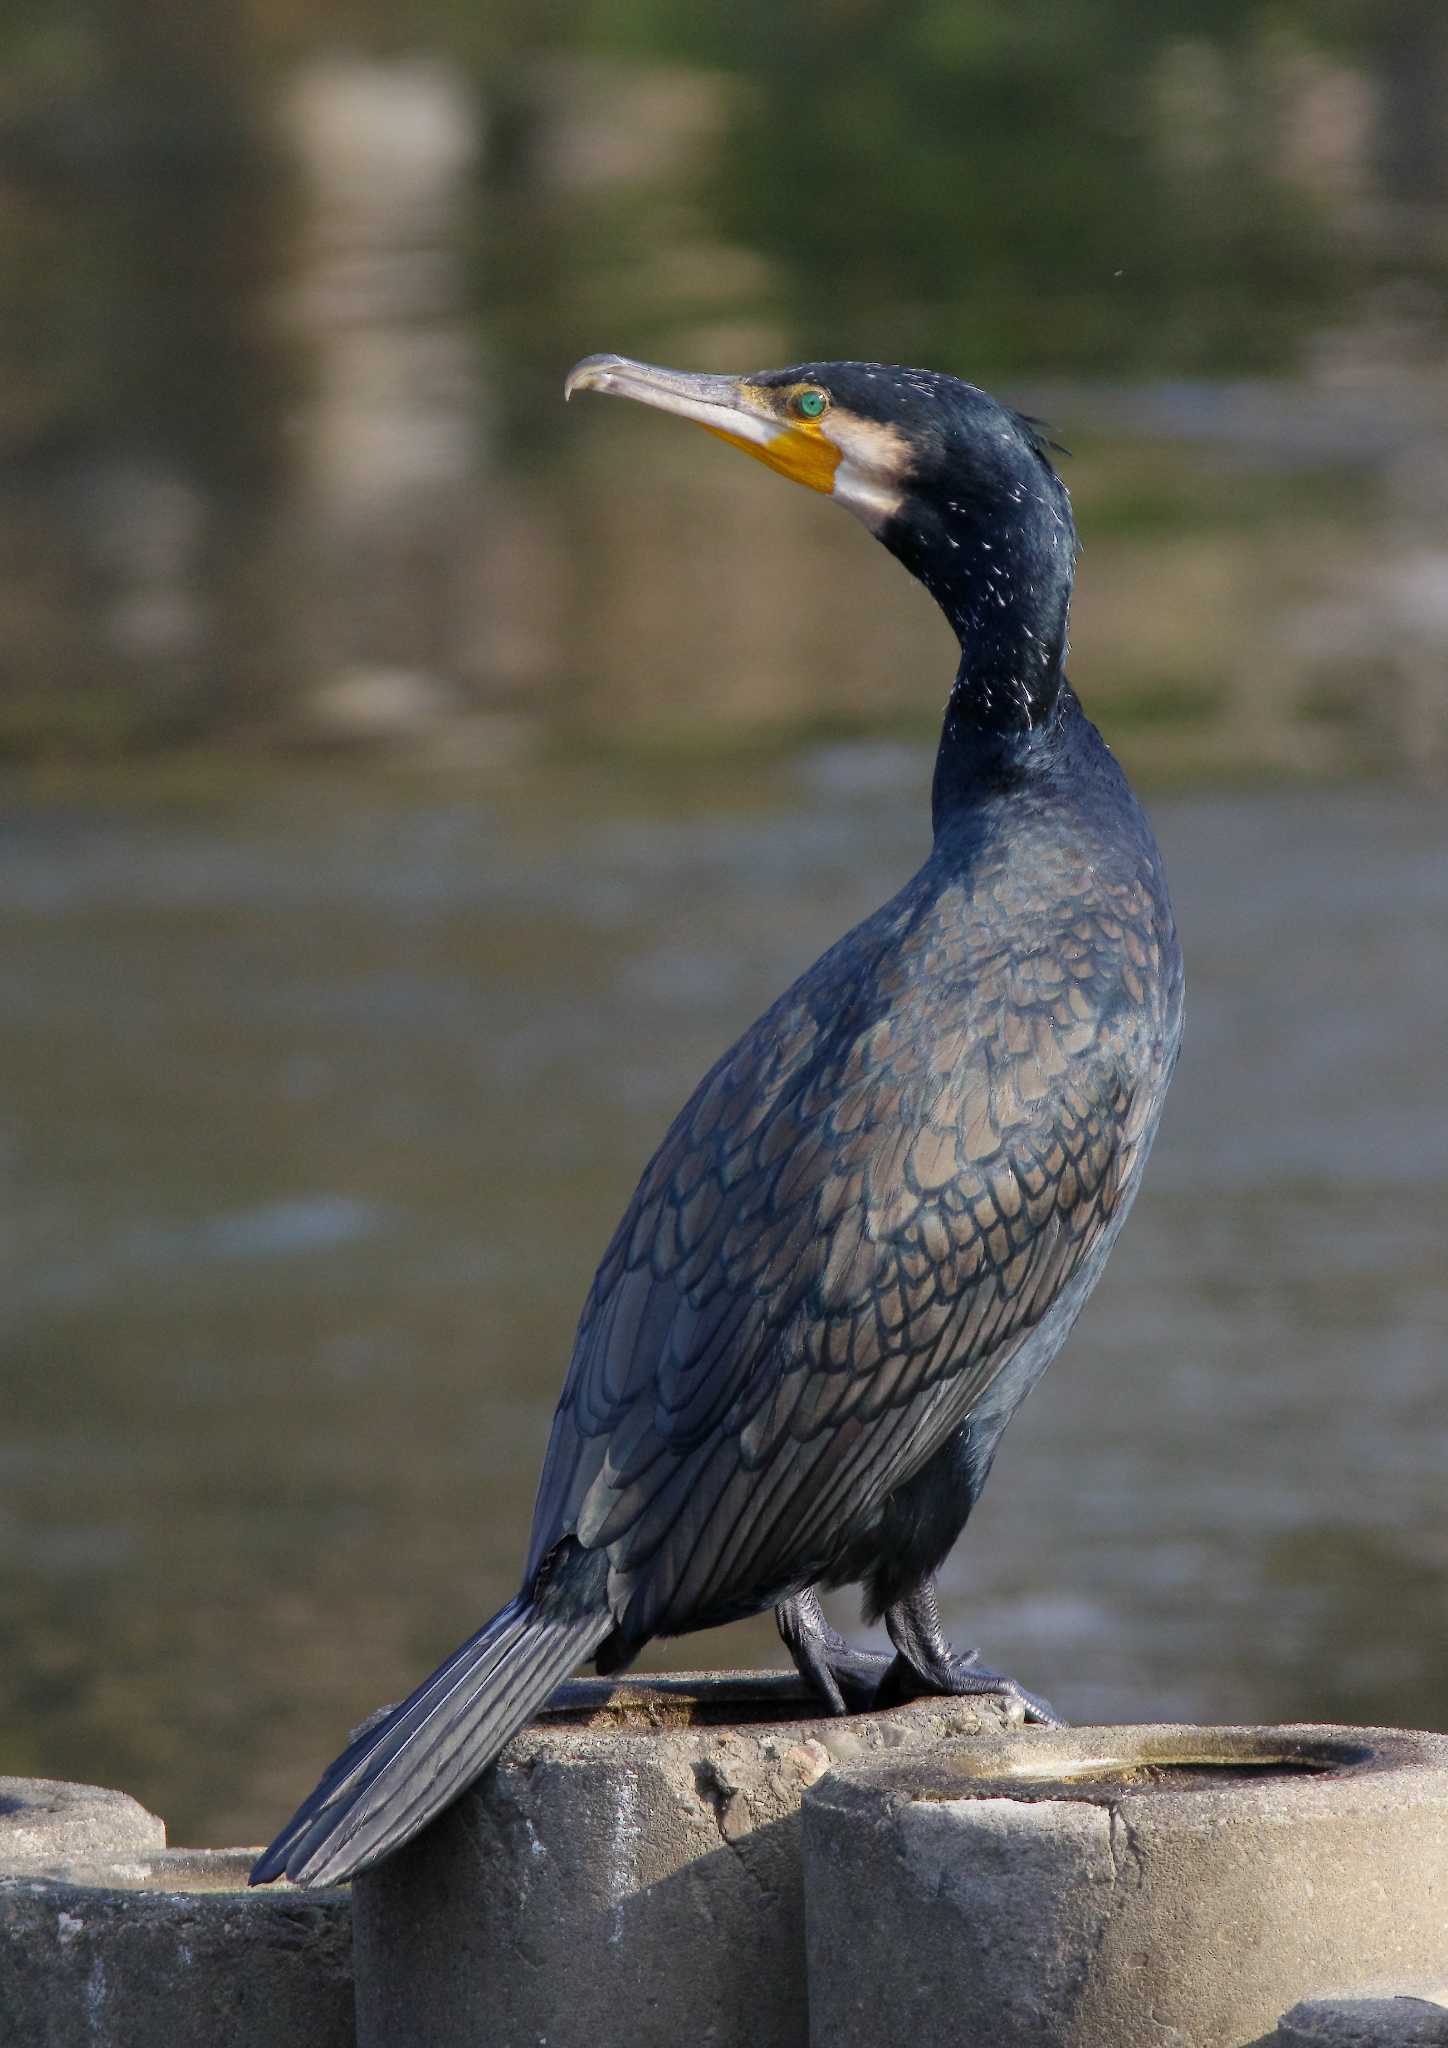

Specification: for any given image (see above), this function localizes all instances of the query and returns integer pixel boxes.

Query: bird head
[565,353,1076,750]
[566,351,1065,533]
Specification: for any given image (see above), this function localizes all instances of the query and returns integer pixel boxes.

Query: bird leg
[775,1587,893,1715]
[874,1578,1064,1726]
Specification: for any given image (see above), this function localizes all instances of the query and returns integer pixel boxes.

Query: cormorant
[252,354,1183,1888]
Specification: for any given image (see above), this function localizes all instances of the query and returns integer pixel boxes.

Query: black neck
[880,458,1076,824]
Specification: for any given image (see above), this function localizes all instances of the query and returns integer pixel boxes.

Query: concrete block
[352,1668,1014,2048]
[0,1844,353,2048]
[0,1777,164,1872]
[1277,1998,1448,2046]
[803,1722,1448,2048]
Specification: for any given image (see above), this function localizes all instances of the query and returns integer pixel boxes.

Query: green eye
[795,389,827,419]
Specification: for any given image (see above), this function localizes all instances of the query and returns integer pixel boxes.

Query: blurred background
[1,0,1446,1850]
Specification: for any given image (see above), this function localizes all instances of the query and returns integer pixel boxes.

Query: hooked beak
[564,353,841,496]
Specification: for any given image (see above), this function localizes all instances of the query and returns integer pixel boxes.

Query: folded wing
[528,872,1159,1644]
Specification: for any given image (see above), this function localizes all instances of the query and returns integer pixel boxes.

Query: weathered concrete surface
[0,1843,354,2048]
[0,1777,164,1872]
[352,1669,1014,2048]
[1276,1998,1448,2046]
[803,1723,1448,2048]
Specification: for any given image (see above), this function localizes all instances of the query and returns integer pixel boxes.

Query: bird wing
[527,866,1167,1642]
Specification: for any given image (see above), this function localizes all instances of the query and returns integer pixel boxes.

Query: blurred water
[1,751,1444,1846]
[2,29,1447,770]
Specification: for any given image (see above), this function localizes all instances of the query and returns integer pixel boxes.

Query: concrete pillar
[0,1785,353,2047]
[1276,1998,1448,2045]
[351,1669,1012,2048]
[802,1722,1448,2048]
[0,1776,164,1873]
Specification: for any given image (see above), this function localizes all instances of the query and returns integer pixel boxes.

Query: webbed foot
[875,1579,1065,1727]
[776,1587,893,1715]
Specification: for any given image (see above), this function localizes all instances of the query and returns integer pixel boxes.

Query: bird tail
[250,1565,613,1888]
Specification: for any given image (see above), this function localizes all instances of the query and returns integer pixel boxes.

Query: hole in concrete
[967,1758,1361,1802]
[541,1672,828,1732]
[917,1733,1378,1804]
[143,1852,269,1894]
[52,1851,306,1897]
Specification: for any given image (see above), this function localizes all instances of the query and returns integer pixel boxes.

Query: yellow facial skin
[700,399,841,496]
[564,355,907,529]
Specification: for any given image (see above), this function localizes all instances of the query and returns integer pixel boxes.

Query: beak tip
[560,355,770,456]
[564,352,628,404]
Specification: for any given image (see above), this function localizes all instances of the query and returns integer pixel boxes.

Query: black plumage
[252,357,1182,1888]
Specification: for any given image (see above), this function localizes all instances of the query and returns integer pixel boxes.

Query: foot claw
[978,1671,1064,1728]
[875,1651,1064,1726]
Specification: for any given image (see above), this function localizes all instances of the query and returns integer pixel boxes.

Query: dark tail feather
[250,1583,612,1888]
